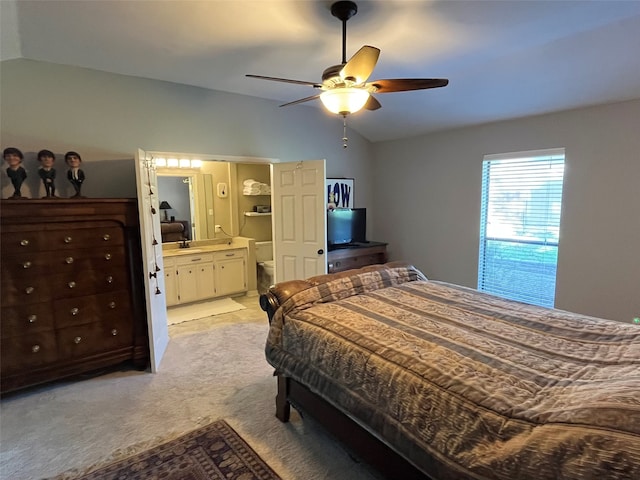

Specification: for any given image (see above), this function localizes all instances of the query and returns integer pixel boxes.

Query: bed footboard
[275,375,291,422]
[274,374,430,480]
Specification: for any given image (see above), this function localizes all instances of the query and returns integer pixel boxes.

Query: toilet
[255,241,275,293]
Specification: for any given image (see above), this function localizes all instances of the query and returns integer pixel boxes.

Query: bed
[260,263,640,480]
[160,221,186,243]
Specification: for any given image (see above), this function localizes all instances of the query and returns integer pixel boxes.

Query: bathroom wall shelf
[244,212,272,217]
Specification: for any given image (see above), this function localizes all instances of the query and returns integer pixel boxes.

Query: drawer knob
[70,307,79,316]
[64,236,73,244]
[106,275,114,284]
[68,281,77,289]
[74,336,82,344]
[65,257,74,264]
[104,253,112,260]
[111,329,118,336]
[32,345,40,353]
[25,286,35,295]
[28,314,37,323]
[108,301,116,309]
[20,239,30,246]
[23,261,32,269]
[103,234,111,241]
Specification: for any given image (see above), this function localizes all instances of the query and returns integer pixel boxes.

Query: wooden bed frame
[260,283,432,480]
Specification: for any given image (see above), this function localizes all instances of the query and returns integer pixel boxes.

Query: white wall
[372,99,640,323]
[3,59,638,323]
[0,59,375,209]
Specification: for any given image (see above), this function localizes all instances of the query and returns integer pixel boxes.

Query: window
[478,148,565,307]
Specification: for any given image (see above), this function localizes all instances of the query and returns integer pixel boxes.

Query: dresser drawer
[51,269,130,299]
[213,249,246,261]
[327,244,388,273]
[0,251,54,277]
[175,253,214,265]
[1,332,58,374]
[0,249,127,289]
[52,247,127,271]
[329,254,386,272]
[1,224,125,255]
[1,276,52,306]
[1,303,54,338]
[57,319,133,359]
[54,291,132,328]
[1,230,51,254]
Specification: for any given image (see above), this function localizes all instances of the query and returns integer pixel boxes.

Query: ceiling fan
[246,0,449,118]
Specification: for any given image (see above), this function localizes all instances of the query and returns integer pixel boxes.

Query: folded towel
[243,180,271,196]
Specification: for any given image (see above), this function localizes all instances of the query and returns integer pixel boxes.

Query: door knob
[317,249,324,254]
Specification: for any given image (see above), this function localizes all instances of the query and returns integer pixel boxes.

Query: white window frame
[478,148,565,307]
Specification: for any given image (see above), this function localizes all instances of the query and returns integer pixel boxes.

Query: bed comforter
[265,266,640,480]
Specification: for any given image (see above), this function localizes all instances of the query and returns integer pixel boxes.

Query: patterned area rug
[65,420,281,480]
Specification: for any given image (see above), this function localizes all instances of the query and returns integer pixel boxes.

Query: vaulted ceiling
[2,0,640,142]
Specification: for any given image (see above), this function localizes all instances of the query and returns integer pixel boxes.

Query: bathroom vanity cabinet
[163,248,247,306]
[213,250,247,297]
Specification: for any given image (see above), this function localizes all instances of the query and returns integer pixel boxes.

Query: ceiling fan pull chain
[342,115,349,149]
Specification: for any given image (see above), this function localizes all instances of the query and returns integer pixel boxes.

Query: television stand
[327,241,388,273]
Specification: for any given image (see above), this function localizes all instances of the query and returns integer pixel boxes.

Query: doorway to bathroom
[135,150,327,371]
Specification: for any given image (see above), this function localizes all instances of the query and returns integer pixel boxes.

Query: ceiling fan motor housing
[322,64,347,86]
[331,1,358,22]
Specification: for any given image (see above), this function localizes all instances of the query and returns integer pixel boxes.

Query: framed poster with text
[326,178,354,209]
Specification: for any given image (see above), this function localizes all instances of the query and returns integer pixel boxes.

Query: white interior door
[134,148,169,372]
[272,159,327,283]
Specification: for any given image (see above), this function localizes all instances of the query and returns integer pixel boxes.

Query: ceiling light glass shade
[320,88,369,115]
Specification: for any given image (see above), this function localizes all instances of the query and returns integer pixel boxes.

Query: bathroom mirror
[155,158,272,243]
[157,166,227,242]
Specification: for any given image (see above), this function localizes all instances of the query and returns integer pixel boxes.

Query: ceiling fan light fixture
[320,87,370,115]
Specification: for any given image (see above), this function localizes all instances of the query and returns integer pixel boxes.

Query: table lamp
[159,201,172,221]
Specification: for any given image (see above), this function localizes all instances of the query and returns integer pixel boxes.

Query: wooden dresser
[327,242,388,273]
[1,199,149,394]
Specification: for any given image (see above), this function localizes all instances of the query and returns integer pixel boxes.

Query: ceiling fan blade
[340,45,380,84]
[364,95,381,111]
[246,74,322,88]
[367,78,449,93]
[279,94,321,108]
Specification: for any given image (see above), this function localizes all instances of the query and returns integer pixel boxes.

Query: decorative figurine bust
[37,149,57,198]
[65,151,85,198]
[3,147,27,199]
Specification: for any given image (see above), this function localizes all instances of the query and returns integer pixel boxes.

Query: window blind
[478,148,565,307]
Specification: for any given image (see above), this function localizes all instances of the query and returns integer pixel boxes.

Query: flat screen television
[327,208,366,246]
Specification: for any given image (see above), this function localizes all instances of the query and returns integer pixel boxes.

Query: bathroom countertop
[162,243,246,258]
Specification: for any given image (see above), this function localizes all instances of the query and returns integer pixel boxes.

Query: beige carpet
[0,295,384,480]
[167,297,246,325]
